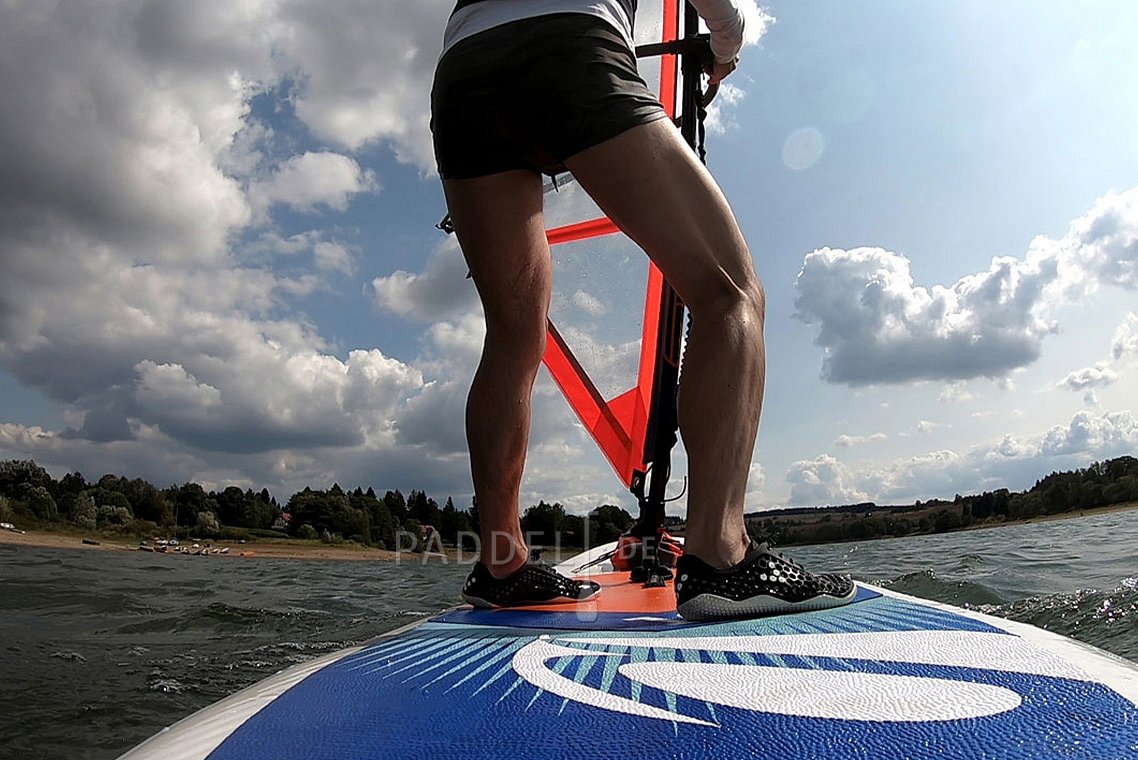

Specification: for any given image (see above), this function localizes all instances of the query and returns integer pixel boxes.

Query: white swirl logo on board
[511,630,1090,725]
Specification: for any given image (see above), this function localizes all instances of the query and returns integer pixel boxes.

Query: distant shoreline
[788,499,1138,549]
[0,528,472,563]
[3,499,1137,560]
[739,498,1138,549]
[957,499,1138,533]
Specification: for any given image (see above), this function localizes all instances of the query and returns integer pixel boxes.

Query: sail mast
[537,2,718,581]
[628,0,716,583]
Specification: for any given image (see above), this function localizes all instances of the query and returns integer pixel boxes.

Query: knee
[739,277,766,323]
[688,268,766,329]
[484,309,548,366]
[730,280,766,342]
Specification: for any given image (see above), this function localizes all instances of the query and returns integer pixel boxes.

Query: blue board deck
[122,548,1138,760]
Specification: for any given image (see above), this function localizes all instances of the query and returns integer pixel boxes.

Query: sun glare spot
[782,127,824,171]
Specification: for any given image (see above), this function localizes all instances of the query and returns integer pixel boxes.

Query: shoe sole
[676,586,857,622]
[462,588,602,609]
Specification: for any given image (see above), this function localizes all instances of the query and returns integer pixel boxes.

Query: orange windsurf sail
[541,0,697,508]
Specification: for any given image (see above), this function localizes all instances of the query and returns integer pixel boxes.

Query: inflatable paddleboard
[122,543,1138,755]
[121,542,1138,759]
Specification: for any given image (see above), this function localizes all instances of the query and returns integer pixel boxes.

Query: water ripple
[1,509,1136,759]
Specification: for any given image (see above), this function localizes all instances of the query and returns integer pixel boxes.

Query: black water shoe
[462,561,602,608]
[675,542,856,621]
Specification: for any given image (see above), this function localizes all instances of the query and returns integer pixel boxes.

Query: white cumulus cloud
[313,241,356,275]
[795,187,1138,385]
[783,409,1138,507]
[1057,312,1137,399]
[786,454,868,506]
[834,433,887,447]
[267,0,450,165]
[572,291,607,317]
[0,0,456,498]
[249,151,377,216]
[1058,363,1118,391]
[1040,410,1137,457]
[1112,312,1138,361]
[372,241,478,321]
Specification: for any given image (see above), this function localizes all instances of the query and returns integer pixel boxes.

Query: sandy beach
[958,499,1138,532]
[3,499,1135,560]
[0,527,472,562]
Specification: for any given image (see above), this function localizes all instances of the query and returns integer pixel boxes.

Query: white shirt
[442,0,744,64]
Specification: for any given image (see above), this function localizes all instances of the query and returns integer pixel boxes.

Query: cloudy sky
[1,0,1135,516]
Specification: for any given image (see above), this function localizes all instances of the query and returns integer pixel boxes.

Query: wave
[873,569,1138,662]
[976,578,1138,662]
[876,569,1008,606]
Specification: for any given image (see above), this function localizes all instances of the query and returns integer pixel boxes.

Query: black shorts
[431,13,669,179]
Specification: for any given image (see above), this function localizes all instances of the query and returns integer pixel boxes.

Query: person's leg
[443,169,550,579]
[564,118,765,570]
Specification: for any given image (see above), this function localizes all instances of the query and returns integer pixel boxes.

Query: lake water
[2,509,1136,759]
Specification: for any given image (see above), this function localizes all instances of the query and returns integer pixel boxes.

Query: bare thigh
[442,170,552,332]
[563,119,758,311]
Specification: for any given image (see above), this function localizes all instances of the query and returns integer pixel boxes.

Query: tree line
[9,455,1130,551]
[747,455,1138,546]
[0,460,633,550]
